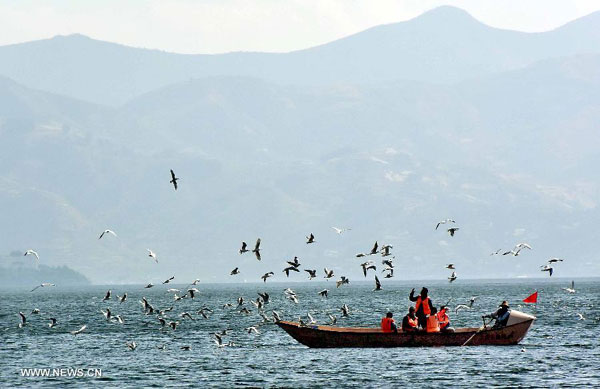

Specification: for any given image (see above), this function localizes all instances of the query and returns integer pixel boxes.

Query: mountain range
[0,6,599,284]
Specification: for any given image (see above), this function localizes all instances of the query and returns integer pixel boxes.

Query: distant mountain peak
[414,5,479,24]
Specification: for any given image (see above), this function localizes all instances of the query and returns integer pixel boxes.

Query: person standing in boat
[381,312,398,333]
[402,306,419,332]
[483,300,511,328]
[409,287,434,329]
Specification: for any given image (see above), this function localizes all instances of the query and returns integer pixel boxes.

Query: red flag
[523,291,538,304]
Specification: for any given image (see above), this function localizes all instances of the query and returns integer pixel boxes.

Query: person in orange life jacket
[381,311,398,333]
[437,305,454,332]
[409,287,434,329]
[402,306,420,332]
[426,307,440,333]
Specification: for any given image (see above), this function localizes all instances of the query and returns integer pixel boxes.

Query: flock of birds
[16,169,581,350]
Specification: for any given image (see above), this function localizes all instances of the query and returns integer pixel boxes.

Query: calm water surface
[1,279,599,388]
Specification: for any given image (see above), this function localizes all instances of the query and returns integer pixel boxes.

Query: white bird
[336,276,349,288]
[118,293,127,303]
[455,304,471,314]
[103,290,111,301]
[502,249,522,257]
[31,308,40,314]
[577,313,585,321]
[246,326,260,334]
[98,229,117,239]
[515,242,532,250]
[435,219,455,230]
[563,280,576,294]
[331,227,351,234]
[24,249,40,262]
[70,325,87,335]
[340,304,350,317]
[328,314,337,325]
[324,268,334,279]
[48,318,57,328]
[307,313,316,324]
[490,249,502,256]
[126,341,137,351]
[147,249,158,263]
[30,283,55,292]
[101,308,112,321]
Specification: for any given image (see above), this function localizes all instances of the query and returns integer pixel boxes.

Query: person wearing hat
[483,301,511,329]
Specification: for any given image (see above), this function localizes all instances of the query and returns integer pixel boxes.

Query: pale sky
[1,0,599,54]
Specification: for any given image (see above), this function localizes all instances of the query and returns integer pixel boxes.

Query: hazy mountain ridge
[1,6,600,105]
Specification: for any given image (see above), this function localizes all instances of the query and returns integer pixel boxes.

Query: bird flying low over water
[127,341,137,351]
[103,290,111,301]
[18,312,26,328]
[319,289,329,298]
[48,318,57,328]
[436,219,455,230]
[24,249,40,262]
[340,304,350,317]
[283,266,300,277]
[162,276,175,284]
[563,280,575,294]
[540,265,553,277]
[448,271,457,283]
[447,227,459,237]
[324,268,334,279]
[30,283,55,292]
[98,229,117,239]
[169,169,179,190]
[373,275,382,291]
[360,261,376,277]
[118,293,127,303]
[306,233,315,244]
[253,239,262,260]
[336,276,349,288]
[145,283,154,288]
[70,325,87,335]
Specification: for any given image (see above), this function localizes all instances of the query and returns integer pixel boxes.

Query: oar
[461,317,490,347]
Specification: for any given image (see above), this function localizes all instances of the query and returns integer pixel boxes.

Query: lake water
[1,279,598,387]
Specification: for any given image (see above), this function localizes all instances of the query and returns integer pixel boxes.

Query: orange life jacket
[415,296,431,315]
[437,310,449,329]
[426,315,440,333]
[381,317,394,332]
[405,315,418,331]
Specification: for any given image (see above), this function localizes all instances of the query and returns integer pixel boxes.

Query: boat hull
[276,319,534,348]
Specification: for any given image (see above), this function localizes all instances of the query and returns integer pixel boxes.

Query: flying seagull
[169,169,179,190]
[447,227,459,237]
[436,219,455,230]
[239,241,248,254]
[548,257,564,264]
[324,268,334,279]
[283,266,300,277]
[332,227,351,234]
[360,261,376,277]
[70,325,87,335]
[304,269,317,280]
[145,283,154,289]
[336,276,349,288]
[563,280,575,294]
[448,271,457,283]
[306,233,315,244]
[24,249,40,262]
[48,318,57,328]
[540,265,553,277]
[126,341,137,351]
[98,229,117,240]
[318,289,329,298]
[18,312,26,328]
[373,275,382,291]
[103,290,111,301]
[252,238,262,260]
[162,276,175,284]
[446,264,455,270]
[147,249,158,263]
[369,241,379,255]
[230,267,240,275]
[261,272,274,283]
[30,283,55,292]
[380,245,393,257]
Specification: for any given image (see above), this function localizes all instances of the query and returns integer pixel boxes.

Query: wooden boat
[277,310,535,348]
